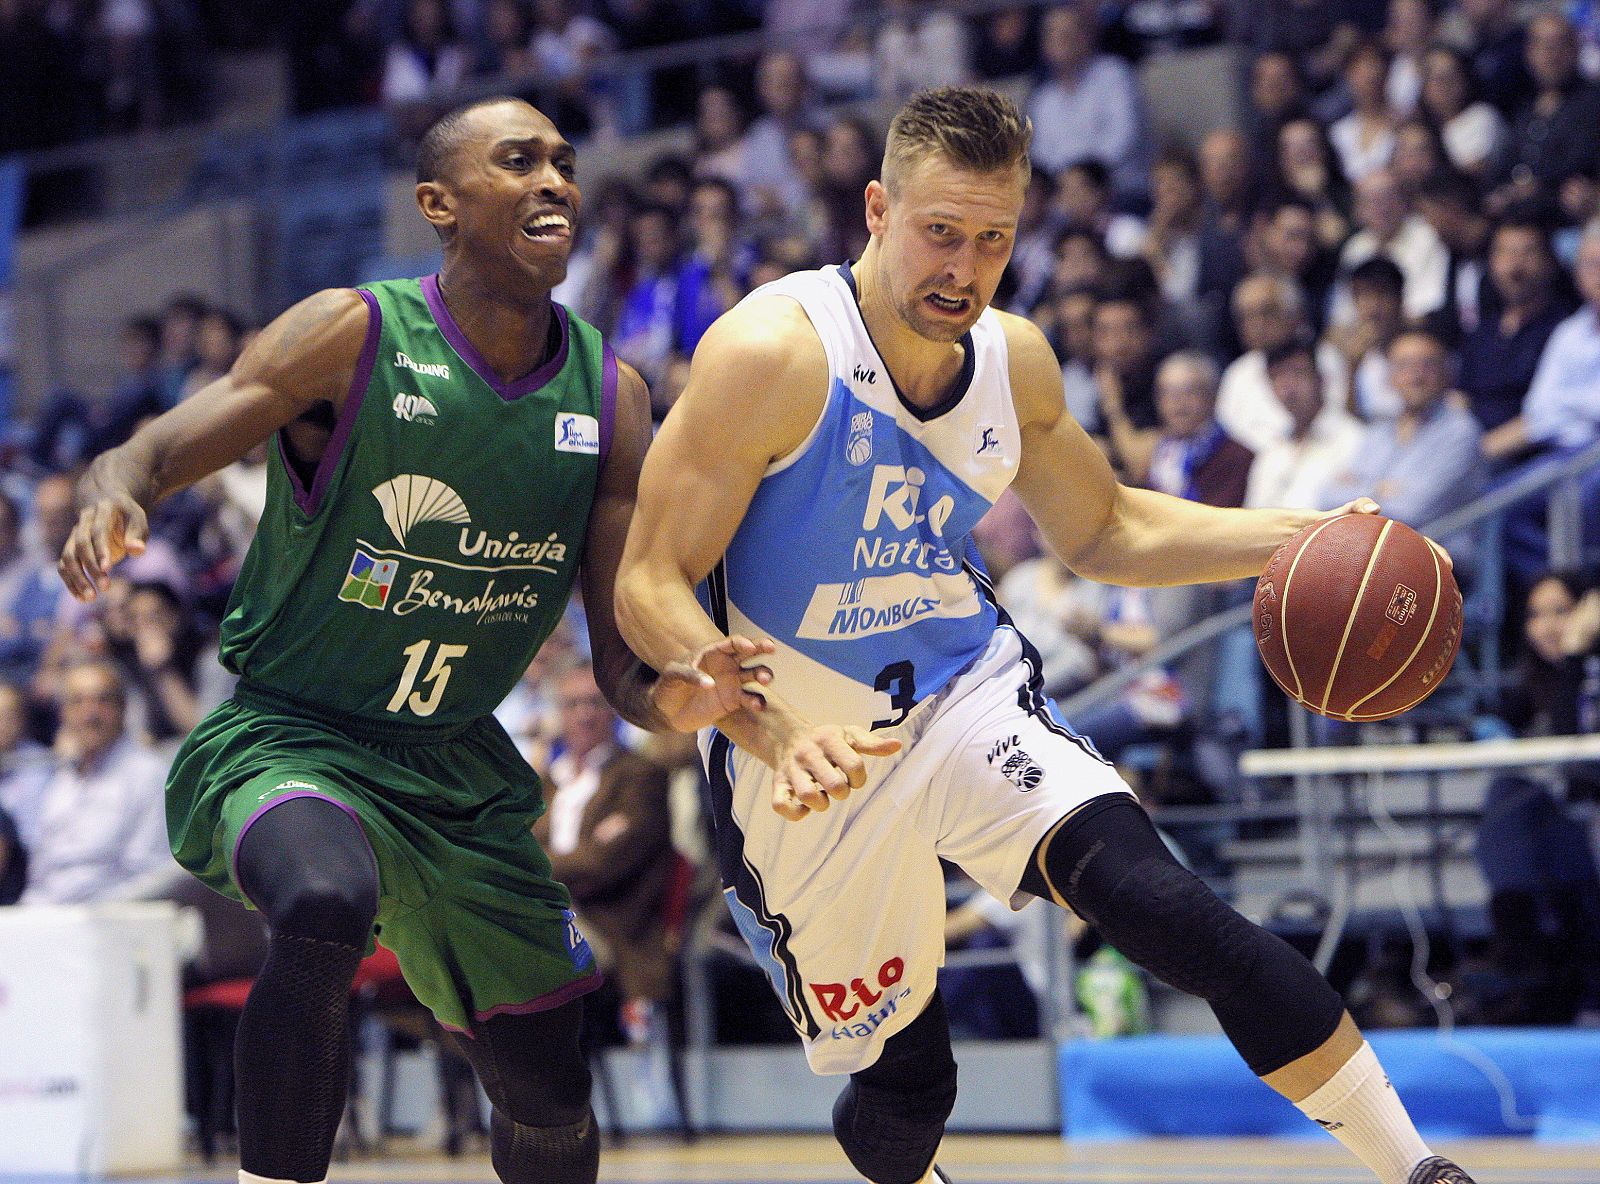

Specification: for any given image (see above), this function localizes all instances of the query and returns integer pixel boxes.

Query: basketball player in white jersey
[616,88,1474,1184]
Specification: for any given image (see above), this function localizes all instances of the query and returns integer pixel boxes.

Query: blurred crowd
[4,2,1600,1090]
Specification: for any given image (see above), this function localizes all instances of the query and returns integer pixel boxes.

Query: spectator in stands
[533,659,678,1050]
[1272,117,1353,251]
[1330,39,1400,183]
[1419,44,1507,180]
[1247,51,1309,165]
[1252,193,1336,331]
[1390,117,1449,199]
[1382,0,1432,116]
[1336,166,1449,322]
[475,0,536,81]
[970,4,1038,79]
[737,49,812,223]
[1322,327,1485,526]
[1141,147,1203,309]
[381,0,472,107]
[816,115,879,264]
[1194,128,1256,352]
[1054,158,1145,259]
[530,0,616,138]
[155,292,205,408]
[1414,168,1494,341]
[0,681,50,862]
[1246,338,1364,510]
[1252,0,1360,97]
[674,177,747,368]
[1216,272,1348,453]
[1142,351,1252,506]
[1027,5,1150,197]
[103,578,202,743]
[1051,284,1101,430]
[874,0,971,101]
[1327,255,1407,422]
[1437,0,1530,115]
[641,153,692,218]
[0,794,22,905]
[1091,293,1162,464]
[0,476,75,689]
[1052,224,1113,303]
[691,85,748,187]
[0,493,38,685]
[1490,11,1600,213]
[1465,217,1575,455]
[1495,221,1600,584]
[968,489,1039,585]
[611,202,682,386]
[98,315,164,453]
[178,307,243,401]
[1005,167,1060,314]
[19,659,175,904]
[1472,570,1600,1024]
[995,549,1101,699]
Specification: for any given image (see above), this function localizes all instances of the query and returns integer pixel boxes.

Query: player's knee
[471,1010,592,1128]
[832,1000,958,1184]
[269,873,377,948]
[490,1110,598,1184]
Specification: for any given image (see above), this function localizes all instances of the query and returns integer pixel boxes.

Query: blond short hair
[882,87,1032,195]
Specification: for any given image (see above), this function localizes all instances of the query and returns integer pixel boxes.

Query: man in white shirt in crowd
[1216,272,1350,453]
[1246,339,1365,510]
[1333,168,1449,324]
[1027,5,1150,197]
[19,659,175,905]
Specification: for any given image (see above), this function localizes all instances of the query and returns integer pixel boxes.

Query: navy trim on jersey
[703,732,821,1038]
[836,263,976,423]
[707,559,729,633]
[964,553,1111,767]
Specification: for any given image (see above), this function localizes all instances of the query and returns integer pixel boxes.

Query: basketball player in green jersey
[57,97,767,1184]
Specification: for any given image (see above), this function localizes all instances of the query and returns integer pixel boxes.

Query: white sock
[1293,1042,1431,1184]
[241,1171,325,1184]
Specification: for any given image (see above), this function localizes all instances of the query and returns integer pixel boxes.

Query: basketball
[1253,515,1462,721]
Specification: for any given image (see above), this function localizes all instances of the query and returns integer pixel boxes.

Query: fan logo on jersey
[392,391,438,424]
[554,412,600,454]
[845,409,874,466]
[338,550,399,610]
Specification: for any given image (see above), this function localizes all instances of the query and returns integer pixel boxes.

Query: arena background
[1,0,1599,1180]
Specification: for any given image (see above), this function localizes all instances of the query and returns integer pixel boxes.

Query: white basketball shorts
[699,627,1134,1075]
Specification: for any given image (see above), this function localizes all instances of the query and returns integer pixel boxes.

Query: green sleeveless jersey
[218,275,615,729]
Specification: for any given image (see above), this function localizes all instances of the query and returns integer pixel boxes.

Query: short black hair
[416,95,525,184]
[1416,167,1481,211]
[1264,335,1316,373]
[1349,255,1405,297]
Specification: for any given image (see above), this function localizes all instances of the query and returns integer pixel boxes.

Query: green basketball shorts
[167,683,600,1032]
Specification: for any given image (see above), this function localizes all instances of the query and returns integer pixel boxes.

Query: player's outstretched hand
[651,634,776,732]
[57,493,148,602]
[772,725,902,821]
[1321,496,1380,519]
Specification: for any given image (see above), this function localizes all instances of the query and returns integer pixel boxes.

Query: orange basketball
[1253,515,1462,721]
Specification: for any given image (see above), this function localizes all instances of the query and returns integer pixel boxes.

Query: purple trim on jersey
[420,273,570,402]
[281,288,380,516]
[599,343,617,466]
[229,790,374,902]
[436,970,605,1036]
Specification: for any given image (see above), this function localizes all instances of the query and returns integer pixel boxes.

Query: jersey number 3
[388,639,469,717]
[872,660,917,730]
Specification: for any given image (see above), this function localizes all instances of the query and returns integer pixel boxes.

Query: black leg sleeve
[232,797,379,1181]
[1022,795,1345,1076]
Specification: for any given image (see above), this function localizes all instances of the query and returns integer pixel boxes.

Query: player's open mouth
[925,293,970,314]
[520,213,572,242]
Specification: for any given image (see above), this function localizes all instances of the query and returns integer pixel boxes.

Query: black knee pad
[1026,797,1343,1075]
[489,1110,598,1184]
[271,877,378,948]
[448,1005,592,1128]
[235,797,378,948]
[833,992,958,1184]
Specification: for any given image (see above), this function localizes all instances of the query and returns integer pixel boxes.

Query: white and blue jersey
[703,263,1020,730]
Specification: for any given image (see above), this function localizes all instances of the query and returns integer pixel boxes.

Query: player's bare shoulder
[237,287,373,415]
[684,292,831,461]
[992,309,1069,432]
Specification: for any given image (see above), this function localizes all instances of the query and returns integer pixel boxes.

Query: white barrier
[1241,733,1600,777]
[0,903,183,1174]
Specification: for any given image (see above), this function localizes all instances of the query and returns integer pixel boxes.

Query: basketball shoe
[1406,1156,1476,1183]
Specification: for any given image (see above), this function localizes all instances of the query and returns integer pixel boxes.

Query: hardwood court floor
[84,1135,1597,1184]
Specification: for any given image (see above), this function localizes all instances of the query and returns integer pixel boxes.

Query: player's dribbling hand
[651,634,776,732]
[772,725,902,821]
[57,493,148,602]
